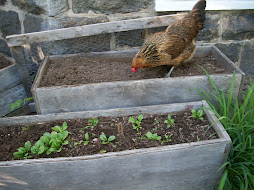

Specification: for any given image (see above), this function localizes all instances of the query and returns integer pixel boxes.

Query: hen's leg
[165,66,174,78]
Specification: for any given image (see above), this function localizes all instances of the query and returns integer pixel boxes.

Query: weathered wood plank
[0,101,202,126]
[34,73,242,114]
[0,65,21,94]
[0,140,226,190]
[31,56,49,114]
[10,46,33,97]
[0,53,21,93]
[6,14,187,47]
[202,100,232,185]
[211,45,245,75]
[0,84,26,117]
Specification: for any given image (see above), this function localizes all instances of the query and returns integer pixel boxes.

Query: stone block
[0,0,7,5]
[72,0,154,14]
[45,16,109,30]
[24,14,109,33]
[215,43,241,64]
[115,29,146,48]
[12,0,68,16]
[24,14,45,33]
[0,39,11,57]
[38,33,111,55]
[196,12,220,42]
[0,10,21,37]
[240,40,254,78]
[221,11,254,40]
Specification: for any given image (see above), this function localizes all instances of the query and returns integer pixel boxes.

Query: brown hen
[131,0,206,76]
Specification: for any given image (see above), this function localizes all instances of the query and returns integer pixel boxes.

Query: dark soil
[0,111,217,161]
[40,55,232,87]
[0,54,13,70]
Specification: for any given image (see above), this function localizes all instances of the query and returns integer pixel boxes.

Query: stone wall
[0,0,253,78]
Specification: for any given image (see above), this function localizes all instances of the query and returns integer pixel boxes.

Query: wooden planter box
[0,101,231,190]
[32,45,245,115]
[0,53,26,116]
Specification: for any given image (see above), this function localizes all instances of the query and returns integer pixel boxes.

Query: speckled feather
[132,0,206,70]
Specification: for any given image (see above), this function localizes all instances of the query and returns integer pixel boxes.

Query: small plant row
[14,122,69,159]
[129,109,205,144]
[14,108,204,160]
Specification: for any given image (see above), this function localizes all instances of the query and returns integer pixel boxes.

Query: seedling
[191,109,204,120]
[146,132,161,141]
[13,141,32,159]
[196,136,200,142]
[161,134,173,144]
[31,140,46,155]
[154,118,160,124]
[73,140,83,148]
[100,149,106,154]
[40,122,69,155]
[21,126,29,131]
[164,114,175,128]
[83,132,90,146]
[129,114,143,131]
[79,118,99,132]
[100,134,116,144]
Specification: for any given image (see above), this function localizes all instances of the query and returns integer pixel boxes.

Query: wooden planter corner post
[0,101,231,190]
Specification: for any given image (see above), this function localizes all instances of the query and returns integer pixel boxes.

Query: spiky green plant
[194,70,254,190]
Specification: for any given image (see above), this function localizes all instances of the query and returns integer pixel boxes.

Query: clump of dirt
[40,55,232,87]
[0,111,217,161]
[0,54,13,70]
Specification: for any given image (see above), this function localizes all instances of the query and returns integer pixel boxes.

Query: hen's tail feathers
[191,0,206,30]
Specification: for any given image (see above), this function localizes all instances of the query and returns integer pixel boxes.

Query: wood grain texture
[0,101,230,190]
[6,14,187,47]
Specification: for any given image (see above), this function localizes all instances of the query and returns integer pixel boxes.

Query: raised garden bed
[0,53,26,116]
[32,45,245,114]
[0,101,231,190]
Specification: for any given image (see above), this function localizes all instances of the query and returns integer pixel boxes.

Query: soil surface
[0,54,13,70]
[0,111,217,161]
[40,55,232,87]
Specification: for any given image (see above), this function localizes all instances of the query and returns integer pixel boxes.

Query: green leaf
[61,131,69,140]
[93,118,98,126]
[52,125,61,132]
[85,132,89,140]
[164,120,169,124]
[17,147,26,154]
[102,142,108,144]
[84,141,89,146]
[146,132,153,139]
[26,97,33,102]
[13,152,24,159]
[100,134,107,142]
[24,141,31,152]
[62,122,68,131]
[129,117,136,124]
[138,114,143,121]
[9,104,16,112]
[63,140,69,145]
[108,136,116,142]
[88,118,94,123]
